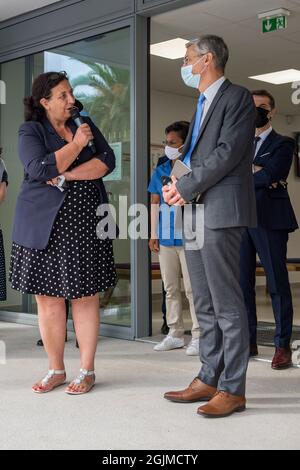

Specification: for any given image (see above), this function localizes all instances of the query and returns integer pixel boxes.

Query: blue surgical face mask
[181,56,204,89]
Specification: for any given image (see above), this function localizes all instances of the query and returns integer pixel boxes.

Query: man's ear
[206,52,213,66]
[269,107,276,120]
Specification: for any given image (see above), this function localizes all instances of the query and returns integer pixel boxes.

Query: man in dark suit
[240,89,298,369]
[162,35,257,418]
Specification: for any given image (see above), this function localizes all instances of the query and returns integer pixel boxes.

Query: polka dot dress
[9,181,117,299]
[0,229,6,301]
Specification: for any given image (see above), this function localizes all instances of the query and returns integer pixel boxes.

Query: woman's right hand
[149,238,160,253]
[73,124,93,150]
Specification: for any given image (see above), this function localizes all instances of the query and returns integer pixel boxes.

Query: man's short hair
[251,89,275,109]
[165,121,190,142]
[186,35,229,71]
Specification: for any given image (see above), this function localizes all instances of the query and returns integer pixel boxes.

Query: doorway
[0,27,134,339]
[148,0,300,348]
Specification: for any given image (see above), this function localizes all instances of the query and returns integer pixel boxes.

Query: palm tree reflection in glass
[71,62,130,142]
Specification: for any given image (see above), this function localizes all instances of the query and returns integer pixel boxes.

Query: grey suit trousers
[184,209,249,396]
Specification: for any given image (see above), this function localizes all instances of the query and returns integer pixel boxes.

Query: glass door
[32,28,132,334]
[0,27,133,338]
[0,58,28,319]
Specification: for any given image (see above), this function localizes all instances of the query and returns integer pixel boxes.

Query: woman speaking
[9,71,117,395]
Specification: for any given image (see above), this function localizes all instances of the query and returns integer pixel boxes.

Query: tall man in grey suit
[163,35,257,418]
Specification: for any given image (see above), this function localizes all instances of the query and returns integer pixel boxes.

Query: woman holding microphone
[9,71,117,394]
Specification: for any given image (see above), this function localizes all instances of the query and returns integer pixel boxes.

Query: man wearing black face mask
[240,89,298,369]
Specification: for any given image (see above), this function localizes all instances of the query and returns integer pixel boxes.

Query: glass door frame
[0,15,151,341]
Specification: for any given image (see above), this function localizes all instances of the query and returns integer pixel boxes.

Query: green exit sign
[262,15,287,33]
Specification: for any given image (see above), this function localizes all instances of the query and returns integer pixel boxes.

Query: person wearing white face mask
[148,121,200,355]
[162,35,257,419]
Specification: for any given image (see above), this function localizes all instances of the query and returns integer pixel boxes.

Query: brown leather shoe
[271,347,292,370]
[197,391,246,418]
[164,378,217,403]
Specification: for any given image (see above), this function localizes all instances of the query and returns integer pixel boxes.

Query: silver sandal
[32,369,66,394]
[65,368,95,395]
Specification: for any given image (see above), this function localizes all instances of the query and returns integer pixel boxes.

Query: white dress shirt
[200,76,226,126]
[255,126,273,157]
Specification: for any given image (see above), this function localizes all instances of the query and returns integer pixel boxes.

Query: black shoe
[161,321,169,335]
[249,344,258,357]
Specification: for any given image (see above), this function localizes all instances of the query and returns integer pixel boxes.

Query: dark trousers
[240,227,293,348]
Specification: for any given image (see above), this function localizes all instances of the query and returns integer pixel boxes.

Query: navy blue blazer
[12,116,115,249]
[253,129,298,232]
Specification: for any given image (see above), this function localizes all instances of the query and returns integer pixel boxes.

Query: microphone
[70,106,96,154]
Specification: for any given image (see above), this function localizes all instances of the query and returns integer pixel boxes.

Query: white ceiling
[1,0,300,116]
[0,0,62,22]
[151,0,300,115]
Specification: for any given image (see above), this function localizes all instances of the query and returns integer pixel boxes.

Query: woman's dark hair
[165,120,190,142]
[24,71,69,121]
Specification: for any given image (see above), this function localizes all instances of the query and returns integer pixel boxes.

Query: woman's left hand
[46,172,73,185]
[46,177,60,186]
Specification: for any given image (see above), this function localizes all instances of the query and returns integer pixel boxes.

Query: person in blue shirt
[155,155,169,336]
[148,121,200,355]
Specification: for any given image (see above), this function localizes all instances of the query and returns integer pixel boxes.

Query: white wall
[151,90,197,144]
[150,89,300,285]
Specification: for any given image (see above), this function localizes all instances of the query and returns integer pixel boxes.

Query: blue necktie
[183,94,206,167]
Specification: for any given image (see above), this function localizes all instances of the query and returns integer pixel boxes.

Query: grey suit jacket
[176,79,257,229]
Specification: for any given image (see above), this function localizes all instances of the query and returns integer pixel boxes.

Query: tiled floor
[1,321,299,450]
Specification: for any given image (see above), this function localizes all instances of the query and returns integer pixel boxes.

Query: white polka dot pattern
[9,181,117,299]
